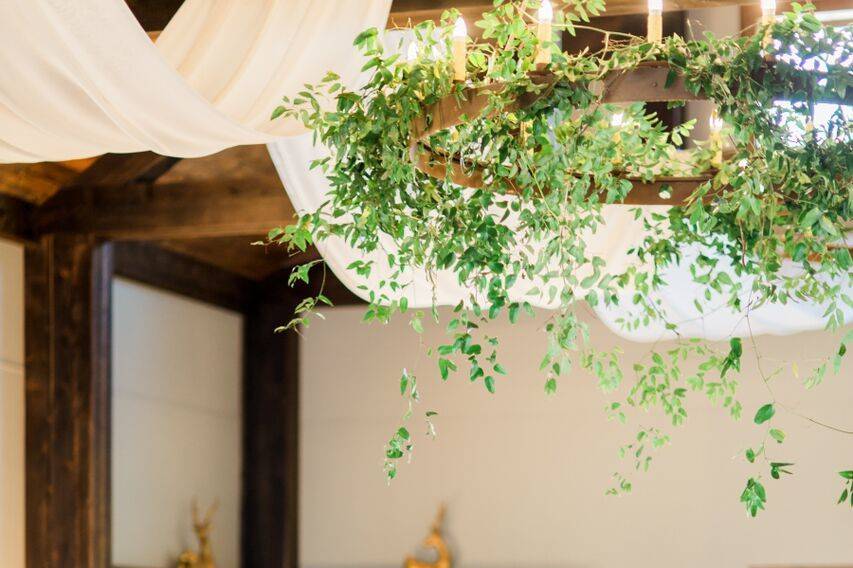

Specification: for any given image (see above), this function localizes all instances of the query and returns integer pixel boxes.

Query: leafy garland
[269,0,852,515]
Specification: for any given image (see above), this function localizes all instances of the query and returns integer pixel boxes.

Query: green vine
[268,0,852,515]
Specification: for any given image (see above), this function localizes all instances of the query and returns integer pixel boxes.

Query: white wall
[0,239,25,568]
[112,278,243,568]
[300,306,853,568]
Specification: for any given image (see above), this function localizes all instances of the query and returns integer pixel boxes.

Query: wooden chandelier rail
[409,62,851,205]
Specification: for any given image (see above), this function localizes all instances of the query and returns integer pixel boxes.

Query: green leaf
[544,377,557,395]
[769,428,785,443]
[353,27,378,47]
[438,358,456,381]
[397,427,410,440]
[800,207,822,228]
[754,403,775,425]
[400,370,409,396]
[729,337,743,357]
[484,375,496,394]
[508,303,520,324]
[740,478,767,517]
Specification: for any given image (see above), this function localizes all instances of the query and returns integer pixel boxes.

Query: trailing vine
[268,0,852,515]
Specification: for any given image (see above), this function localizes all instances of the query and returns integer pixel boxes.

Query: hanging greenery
[269,0,852,515]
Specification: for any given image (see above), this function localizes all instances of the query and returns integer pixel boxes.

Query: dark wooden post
[25,234,113,568]
[242,293,299,568]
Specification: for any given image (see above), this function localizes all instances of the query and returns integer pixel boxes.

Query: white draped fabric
[0,0,391,163]
[0,0,845,341]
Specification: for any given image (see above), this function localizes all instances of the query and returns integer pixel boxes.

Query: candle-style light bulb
[759,0,776,50]
[538,0,554,22]
[708,112,724,134]
[647,0,663,44]
[535,0,554,67]
[452,17,468,82]
[407,41,420,63]
[452,16,468,39]
[709,110,724,168]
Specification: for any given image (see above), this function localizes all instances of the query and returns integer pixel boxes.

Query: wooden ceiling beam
[153,236,319,281]
[388,0,756,26]
[124,0,184,31]
[123,0,753,36]
[0,194,33,242]
[113,241,255,311]
[32,179,296,240]
[66,152,180,190]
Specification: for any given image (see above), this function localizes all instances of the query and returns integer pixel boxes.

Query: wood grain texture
[389,0,758,29]
[25,234,113,568]
[0,194,33,242]
[32,179,295,240]
[0,160,93,204]
[113,241,255,311]
[65,153,180,190]
[30,146,296,240]
[157,237,320,281]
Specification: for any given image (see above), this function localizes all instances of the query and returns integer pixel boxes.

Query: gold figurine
[404,505,451,568]
[177,499,218,568]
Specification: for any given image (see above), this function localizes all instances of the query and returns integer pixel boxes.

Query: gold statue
[404,505,451,568]
[177,499,218,568]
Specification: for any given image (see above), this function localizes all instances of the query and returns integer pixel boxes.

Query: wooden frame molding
[25,234,113,568]
[33,181,296,240]
[23,231,333,568]
[242,291,300,568]
[113,241,255,312]
[0,194,33,242]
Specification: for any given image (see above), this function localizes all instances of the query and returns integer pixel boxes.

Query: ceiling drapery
[0,0,392,163]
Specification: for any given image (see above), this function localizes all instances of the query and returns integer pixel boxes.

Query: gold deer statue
[404,505,451,568]
[177,499,218,568]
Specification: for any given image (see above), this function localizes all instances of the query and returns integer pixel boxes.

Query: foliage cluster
[270,0,852,515]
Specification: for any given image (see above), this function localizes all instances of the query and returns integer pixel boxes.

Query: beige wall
[300,305,853,568]
[0,239,24,568]
[112,278,243,568]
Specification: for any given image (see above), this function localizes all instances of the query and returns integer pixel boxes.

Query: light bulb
[538,0,554,23]
[453,17,467,39]
[648,0,663,12]
[761,0,776,12]
[611,112,625,127]
[407,41,420,62]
